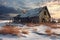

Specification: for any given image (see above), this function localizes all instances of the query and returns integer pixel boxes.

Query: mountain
[0,5,18,14]
[0,5,21,20]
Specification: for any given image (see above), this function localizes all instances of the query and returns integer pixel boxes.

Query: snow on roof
[20,7,43,17]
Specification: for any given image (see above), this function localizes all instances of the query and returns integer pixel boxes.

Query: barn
[13,6,51,24]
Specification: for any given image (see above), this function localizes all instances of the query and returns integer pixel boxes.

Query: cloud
[0,0,60,19]
[0,0,53,9]
[43,0,60,19]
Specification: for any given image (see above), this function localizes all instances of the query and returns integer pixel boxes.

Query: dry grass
[44,23,60,28]
[0,25,20,35]
[45,29,52,36]
[22,30,29,34]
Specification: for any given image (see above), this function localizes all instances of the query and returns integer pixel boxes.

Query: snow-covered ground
[0,20,60,40]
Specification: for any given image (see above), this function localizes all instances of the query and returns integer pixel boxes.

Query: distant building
[13,6,51,24]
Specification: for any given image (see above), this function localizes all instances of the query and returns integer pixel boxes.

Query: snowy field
[0,20,60,40]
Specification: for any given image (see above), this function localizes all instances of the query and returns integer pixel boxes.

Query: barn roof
[18,6,50,18]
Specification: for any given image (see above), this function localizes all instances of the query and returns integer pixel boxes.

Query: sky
[0,0,60,19]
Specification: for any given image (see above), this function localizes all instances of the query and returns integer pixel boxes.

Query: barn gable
[38,6,51,22]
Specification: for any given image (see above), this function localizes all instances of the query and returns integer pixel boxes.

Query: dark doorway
[42,18,46,22]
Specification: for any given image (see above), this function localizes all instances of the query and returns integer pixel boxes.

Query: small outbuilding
[13,6,51,24]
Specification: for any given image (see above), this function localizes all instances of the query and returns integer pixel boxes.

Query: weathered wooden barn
[13,6,51,24]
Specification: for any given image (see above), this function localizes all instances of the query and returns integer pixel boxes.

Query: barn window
[44,11,46,15]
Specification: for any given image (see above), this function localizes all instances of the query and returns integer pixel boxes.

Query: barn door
[42,18,46,23]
